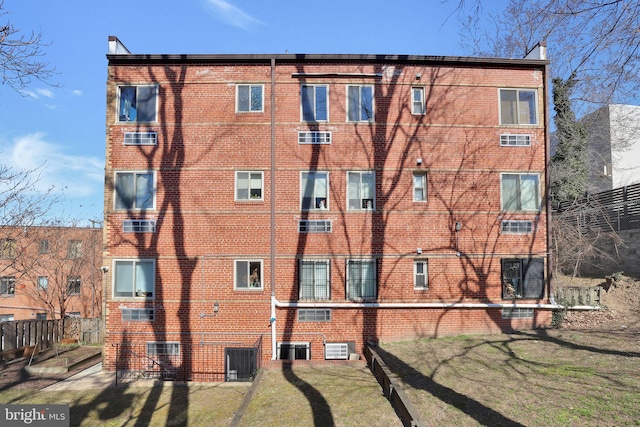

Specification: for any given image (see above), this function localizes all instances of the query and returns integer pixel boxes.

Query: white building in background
[583,104,640,193]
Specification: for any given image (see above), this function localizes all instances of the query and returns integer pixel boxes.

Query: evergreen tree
[551,73,588,208]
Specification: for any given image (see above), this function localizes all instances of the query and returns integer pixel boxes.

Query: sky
[0,0,508,227]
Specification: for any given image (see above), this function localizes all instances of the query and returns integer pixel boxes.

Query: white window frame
[236,84,264,113]
[301,84,329,122]
[347,85,374,122]
[346,259,377,300]
[113,259,156,299]
[298,131,332,145]
[413,171,427,202]
[234,259,263,290]
[412,87,425,115]
[299,259,330,300]
[347,171,375,210]
[301,171,329,210]
[38,276,48,290]
[117,85,158,123]
[499,88,538,125]
[276,342,310,360]
[500,173,540,212]
[414,260,428,289]
[114,171,157,211]
[235,171,264,201]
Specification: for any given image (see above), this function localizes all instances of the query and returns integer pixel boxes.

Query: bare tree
[16,225,101,319]
[0,0,55,93]
[459,0,640,113]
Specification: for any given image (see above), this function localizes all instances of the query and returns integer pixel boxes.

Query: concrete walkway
[41,363,116,391]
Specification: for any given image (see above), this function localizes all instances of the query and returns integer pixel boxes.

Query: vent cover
[500,134,531,146]
[298,131,332,144]
[299,220,332,233]
[124,132,158,145]
[325,343,348,360]
[123,220,156,233]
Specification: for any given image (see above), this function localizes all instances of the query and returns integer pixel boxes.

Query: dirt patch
[555,273,640,331]
[0,346,102,391]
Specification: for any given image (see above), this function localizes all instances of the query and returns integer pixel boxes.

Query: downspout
[542,45,556,305]
[270,57,277,360]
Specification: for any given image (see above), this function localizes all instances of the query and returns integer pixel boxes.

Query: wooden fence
[0,318,103,355]
[556,286,602,306]
[364,345,424,427]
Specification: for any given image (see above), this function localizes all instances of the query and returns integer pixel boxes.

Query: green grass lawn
[379,329,640,426]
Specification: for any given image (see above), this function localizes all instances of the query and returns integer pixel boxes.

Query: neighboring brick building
[104,37,552,381]
[0,226,102,321]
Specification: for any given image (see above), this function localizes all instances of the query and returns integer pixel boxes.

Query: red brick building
[103,37,552,380]
[0,226,102,321]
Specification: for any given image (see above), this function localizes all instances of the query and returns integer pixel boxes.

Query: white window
[115,171,156,211]
[412,87,425,115]
[124,132,157,146]
[499,89,537,125]
[501,173,540,211]
[235,260,263,289]
[67,276,81,295]
[277,342,310,360]
[118,85,158,122]
[347,85,374,122]
[147,342,180,356]
[0,314,14,322]
[0,277,15,296]
[501,220,533,234]
[236,171,263,201]
[346,259,376,300]
[301,172,328,210]
[299,259,330,300]
[38,276,48,290]
[301,84,328,121]
[413,172,427,202]
[236,84,263,112]
[113,259,155,298]
[348,171,375,210]
[414,260,428,289]
[123,220,156,233]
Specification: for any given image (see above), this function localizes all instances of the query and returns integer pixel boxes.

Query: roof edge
[106,52,549,68]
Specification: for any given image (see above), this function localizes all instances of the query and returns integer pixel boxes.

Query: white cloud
[36,88,54,98]
[71,89,83,96]
[4,132,103,198]
[23,88,55,100]
[202,0,265,29]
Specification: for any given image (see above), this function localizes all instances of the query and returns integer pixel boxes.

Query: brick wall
[104,55,549,375]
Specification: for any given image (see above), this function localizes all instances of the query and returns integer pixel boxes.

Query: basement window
[277,342,310,360]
